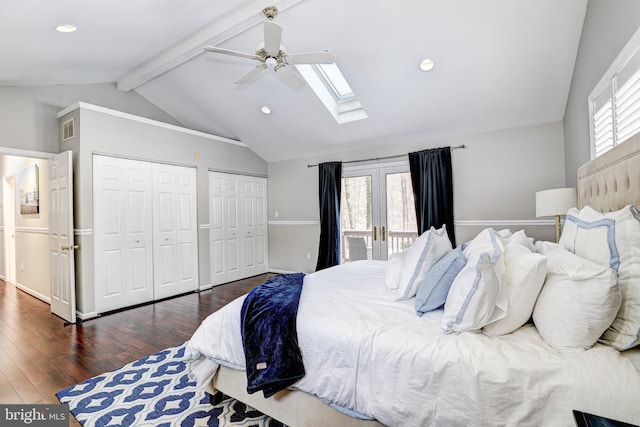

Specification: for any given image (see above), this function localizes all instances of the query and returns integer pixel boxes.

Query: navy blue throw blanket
[240,273,306,398]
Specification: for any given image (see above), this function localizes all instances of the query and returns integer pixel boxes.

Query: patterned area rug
[56,343,285,427]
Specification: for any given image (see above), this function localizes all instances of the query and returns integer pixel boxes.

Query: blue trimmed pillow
[415,247,466,315]
[397,226,452,301]
[559,205,640,350]
[442,228,508,333]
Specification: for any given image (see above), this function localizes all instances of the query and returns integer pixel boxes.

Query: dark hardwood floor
[0,273,275,423]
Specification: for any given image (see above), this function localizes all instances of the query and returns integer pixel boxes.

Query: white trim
[268,221,320,226]
[15,226,49,235]
[454,219,554,227]
[199,283,213,291]
[74,229,93,236]
[58,102,245,147]
[15,282,50,304]
[77,311,100,321]
[0,147,55,159]
[199,224,211,229]
[116,0,307,91]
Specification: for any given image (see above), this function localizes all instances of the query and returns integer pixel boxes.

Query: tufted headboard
[577,132,640,212]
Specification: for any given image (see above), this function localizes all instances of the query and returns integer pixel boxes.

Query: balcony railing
[342,229,418,262]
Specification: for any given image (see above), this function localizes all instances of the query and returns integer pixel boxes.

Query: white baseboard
[77,311,100,321]
[14,282,51,304]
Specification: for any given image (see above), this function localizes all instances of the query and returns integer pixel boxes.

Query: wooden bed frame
[211,133,640,427]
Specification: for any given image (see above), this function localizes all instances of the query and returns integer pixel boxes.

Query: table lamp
[535,187,577,242]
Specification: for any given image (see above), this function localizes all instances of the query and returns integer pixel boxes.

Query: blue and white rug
[56,343,285,427]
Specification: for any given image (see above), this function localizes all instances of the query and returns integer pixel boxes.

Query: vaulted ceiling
[2,0,588,162]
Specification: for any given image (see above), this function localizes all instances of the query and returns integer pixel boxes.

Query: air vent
[63,118,75,141]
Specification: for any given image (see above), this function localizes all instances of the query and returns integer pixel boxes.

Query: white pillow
[385,251,406,290]
[503,229,536,252]
[532,247,621,352]
[559,205,640,350]
[442,228,508,333]
[483,242,547,336]
[397,226,452,300]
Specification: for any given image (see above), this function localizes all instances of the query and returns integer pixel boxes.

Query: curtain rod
[306,145,466,168]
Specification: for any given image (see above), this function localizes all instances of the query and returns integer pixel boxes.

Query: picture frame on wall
[19,164,39,215]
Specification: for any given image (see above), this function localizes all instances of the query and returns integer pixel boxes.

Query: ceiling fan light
[419,58,434,71]
[265,57,278,68]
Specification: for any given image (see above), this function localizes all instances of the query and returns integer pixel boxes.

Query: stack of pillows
[384,204,640,352]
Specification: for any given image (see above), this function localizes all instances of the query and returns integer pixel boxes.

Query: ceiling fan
[203,6,335,88]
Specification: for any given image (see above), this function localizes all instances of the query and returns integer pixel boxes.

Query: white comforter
[186,261,640,427]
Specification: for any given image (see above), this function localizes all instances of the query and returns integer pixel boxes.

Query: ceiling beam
[116,0,306,92]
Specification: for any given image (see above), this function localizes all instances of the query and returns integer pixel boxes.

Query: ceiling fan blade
[284,51,335,65]
[235,64,267,84]
[264,21,283,57]
[275,65,306,89]
[204,46,260,61]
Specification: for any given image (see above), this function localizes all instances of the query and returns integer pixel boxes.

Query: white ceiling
[2,0,588,162]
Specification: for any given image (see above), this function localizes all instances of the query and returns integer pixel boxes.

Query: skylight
[296,62,367,124]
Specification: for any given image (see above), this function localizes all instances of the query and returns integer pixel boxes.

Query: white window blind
[615,51,640,144]
[592,83,614,157]
[589,28,640,159]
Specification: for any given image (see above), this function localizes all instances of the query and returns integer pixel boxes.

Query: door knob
[61,245,80,251]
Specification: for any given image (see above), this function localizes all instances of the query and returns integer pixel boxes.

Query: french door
[341,163,418,262]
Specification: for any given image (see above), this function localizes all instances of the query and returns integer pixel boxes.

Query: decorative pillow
[483,241,547,336]
[503,229,536,252]
[442,228,508,333]
[397,226,452,300]
[532,247,621,352]
[415,247,466,315]
[385,251,407,290]
[559,205,640,350]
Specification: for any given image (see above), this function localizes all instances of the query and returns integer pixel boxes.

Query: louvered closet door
[94,155,153,313]
[153,163,198,299]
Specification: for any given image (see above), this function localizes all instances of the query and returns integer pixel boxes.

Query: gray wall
[0,84,182,155]
[268,121,565,273]
[563,0,640,187]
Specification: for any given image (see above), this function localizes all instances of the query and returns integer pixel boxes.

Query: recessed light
[419,58,434,71]
[56,24,77,33]
[261,106,271,115]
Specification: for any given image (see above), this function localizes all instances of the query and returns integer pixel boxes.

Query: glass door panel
[383,171,418,258]
[341,175,373,262]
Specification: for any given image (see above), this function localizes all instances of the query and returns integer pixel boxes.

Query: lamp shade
[535,187,577,217]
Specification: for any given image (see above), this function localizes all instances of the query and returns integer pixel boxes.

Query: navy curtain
[408,147,456,247]
[315,162,342,271]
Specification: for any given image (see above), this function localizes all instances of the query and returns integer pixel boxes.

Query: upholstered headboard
[577,132,640,212]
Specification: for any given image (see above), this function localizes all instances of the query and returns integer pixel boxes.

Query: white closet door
[210,172,241,286]
[94,155,153,313]
[210,172,267,286]
[152,163,198,299]
[242,177,268,277]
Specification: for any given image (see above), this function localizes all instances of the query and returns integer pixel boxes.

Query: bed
[186,133,640,427]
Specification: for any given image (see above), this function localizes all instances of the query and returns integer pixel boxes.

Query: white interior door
[94,155,153,313]
[210,172,241,286]
[49,151,76,323]
[153,163,198,299]
[241,176,267,277]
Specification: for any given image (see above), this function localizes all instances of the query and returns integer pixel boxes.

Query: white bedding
[186,260,640,427]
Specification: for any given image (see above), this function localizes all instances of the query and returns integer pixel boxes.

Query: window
[296,63,367,124]
[589,27,640,158]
